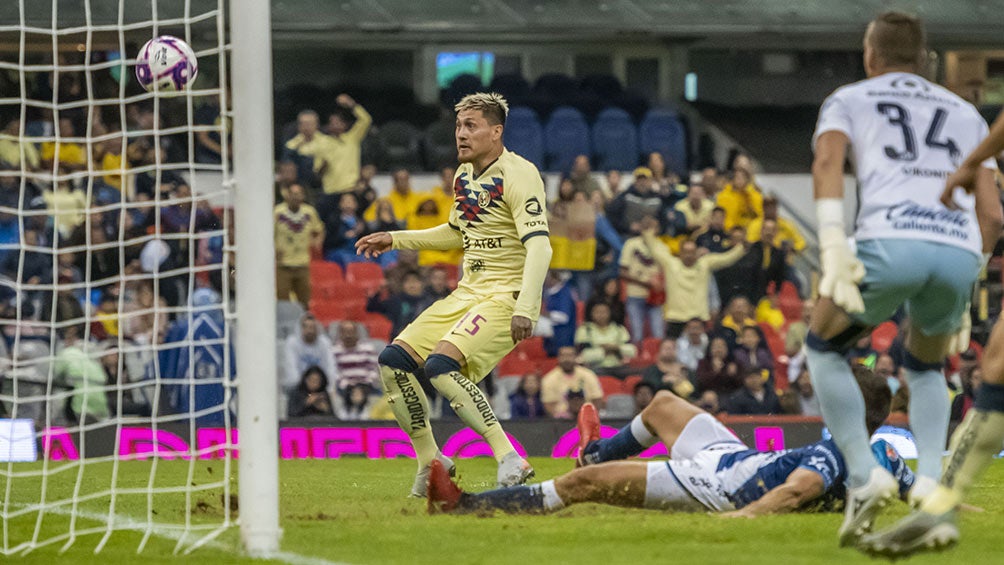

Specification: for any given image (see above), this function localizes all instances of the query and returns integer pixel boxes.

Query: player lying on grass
[428,365,914,516]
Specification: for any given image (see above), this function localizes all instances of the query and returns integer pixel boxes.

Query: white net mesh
[0,0,235,555]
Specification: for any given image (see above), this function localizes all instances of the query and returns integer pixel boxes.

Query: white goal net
[0,0,277,556]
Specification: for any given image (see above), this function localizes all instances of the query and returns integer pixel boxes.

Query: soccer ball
[135,35,198,91]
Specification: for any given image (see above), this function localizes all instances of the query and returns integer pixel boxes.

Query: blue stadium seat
[543,106,590,173]
[591,107,638,171]
[503,106,544,168]
[639,108,688,177]
[490,73,530,104]
[377,120,423,171]
[423,118,456,170]
[533,73,579,100]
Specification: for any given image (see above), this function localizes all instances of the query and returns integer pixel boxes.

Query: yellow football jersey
[450,149,548,294]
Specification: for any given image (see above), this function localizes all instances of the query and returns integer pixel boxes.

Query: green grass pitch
[3,457,1003,564]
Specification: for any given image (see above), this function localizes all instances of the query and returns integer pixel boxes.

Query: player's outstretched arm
[721,468,825,518]
[355,232,393,258]
[357,223,464,258]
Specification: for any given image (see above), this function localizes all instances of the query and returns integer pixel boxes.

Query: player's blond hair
[454,92,508,125]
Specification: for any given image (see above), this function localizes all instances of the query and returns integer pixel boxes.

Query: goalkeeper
[356,92,551,496]
[428,366,915,517]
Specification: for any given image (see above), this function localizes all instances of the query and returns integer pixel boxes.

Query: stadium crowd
[0,65,994,429]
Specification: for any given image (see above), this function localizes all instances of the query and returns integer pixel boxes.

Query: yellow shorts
[395,288,520,382]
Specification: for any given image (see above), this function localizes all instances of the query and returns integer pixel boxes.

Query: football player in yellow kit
[356,92,552,496]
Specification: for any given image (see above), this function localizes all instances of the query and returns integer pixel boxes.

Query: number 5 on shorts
[453,312,486,336]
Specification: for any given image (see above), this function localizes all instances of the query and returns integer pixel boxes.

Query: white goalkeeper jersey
[813,72,995,256]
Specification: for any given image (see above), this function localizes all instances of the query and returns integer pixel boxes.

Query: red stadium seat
[313,278,342,300]
[310,300,345,324]
[870,321,899,353]
[310,260,343,284]
[434,263,460,289]
[497,354,537,378]
[598,376,623,398]
[575,300,585,325]
[641,337,662,360]
[515,336,548,359]
[622,374,643,394]
[346,262,385,292]
[361,313,393,341]
[341,298,367,321]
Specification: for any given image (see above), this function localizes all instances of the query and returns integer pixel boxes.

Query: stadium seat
[514,336,549,360]
[276,300,306,340]
[591,107,639,171]
[575,300,585,325]
[497,353,537,378]
[603,394,636,418]
[598,376,623,398]
[639,108,688,177]
[543,106,590,173]
[503,106,544,169]
[361,313,393,342]
[433,262,460,289]
[309,260,343,284]
[870,321,899,353]
[377,120,423,171]
[490,73,530,104]
[423,118,456,170]
[533,73,579,100]
[346,262,385,293]
[623,374,643,394]
[311,300,345,324]
[580,74,624,101]
[640,337,662,361]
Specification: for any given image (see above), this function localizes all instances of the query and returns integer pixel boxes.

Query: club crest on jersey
[454,172,504,223]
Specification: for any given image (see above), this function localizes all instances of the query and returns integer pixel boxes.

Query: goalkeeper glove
[816,199,866,314]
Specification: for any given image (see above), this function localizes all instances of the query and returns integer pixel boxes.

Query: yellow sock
[432,371,514,462]
[379,365,439,466]
[923,409,1004,514]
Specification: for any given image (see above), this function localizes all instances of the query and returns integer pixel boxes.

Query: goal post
[0,0,279,556]
[230,0,281,556]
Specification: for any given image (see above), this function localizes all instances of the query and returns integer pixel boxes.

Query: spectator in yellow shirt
[0,117,40,171]
[318,94,373,195]
[673,183,716,234]
[364,169,423,225]
[284,109,334,193]
[541,346,605,418]
[274,183,324,308]
[41,117,88,172]
[715,168,762,230]
[745,195,806,253]
[416,166,456,224]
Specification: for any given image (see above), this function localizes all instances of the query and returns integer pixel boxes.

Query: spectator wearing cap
[618,217,666,343]
[274,183,323,308]
[715,167,762,231]
[605,166,668,239]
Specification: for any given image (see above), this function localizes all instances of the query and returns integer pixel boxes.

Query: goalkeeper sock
[924,383,1004,514]
[428,364,513,462]
[378,363,438,467]
[903,356,950,481]
[586,415,656,463]
[805,334,874,487]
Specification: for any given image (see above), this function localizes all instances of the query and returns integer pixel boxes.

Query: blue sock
[585,415,654,463]
[463,485,545,513]
[804,334,875,487]
[904,359,950,481]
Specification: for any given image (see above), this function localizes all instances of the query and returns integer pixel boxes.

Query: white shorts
[644,414,746,512]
